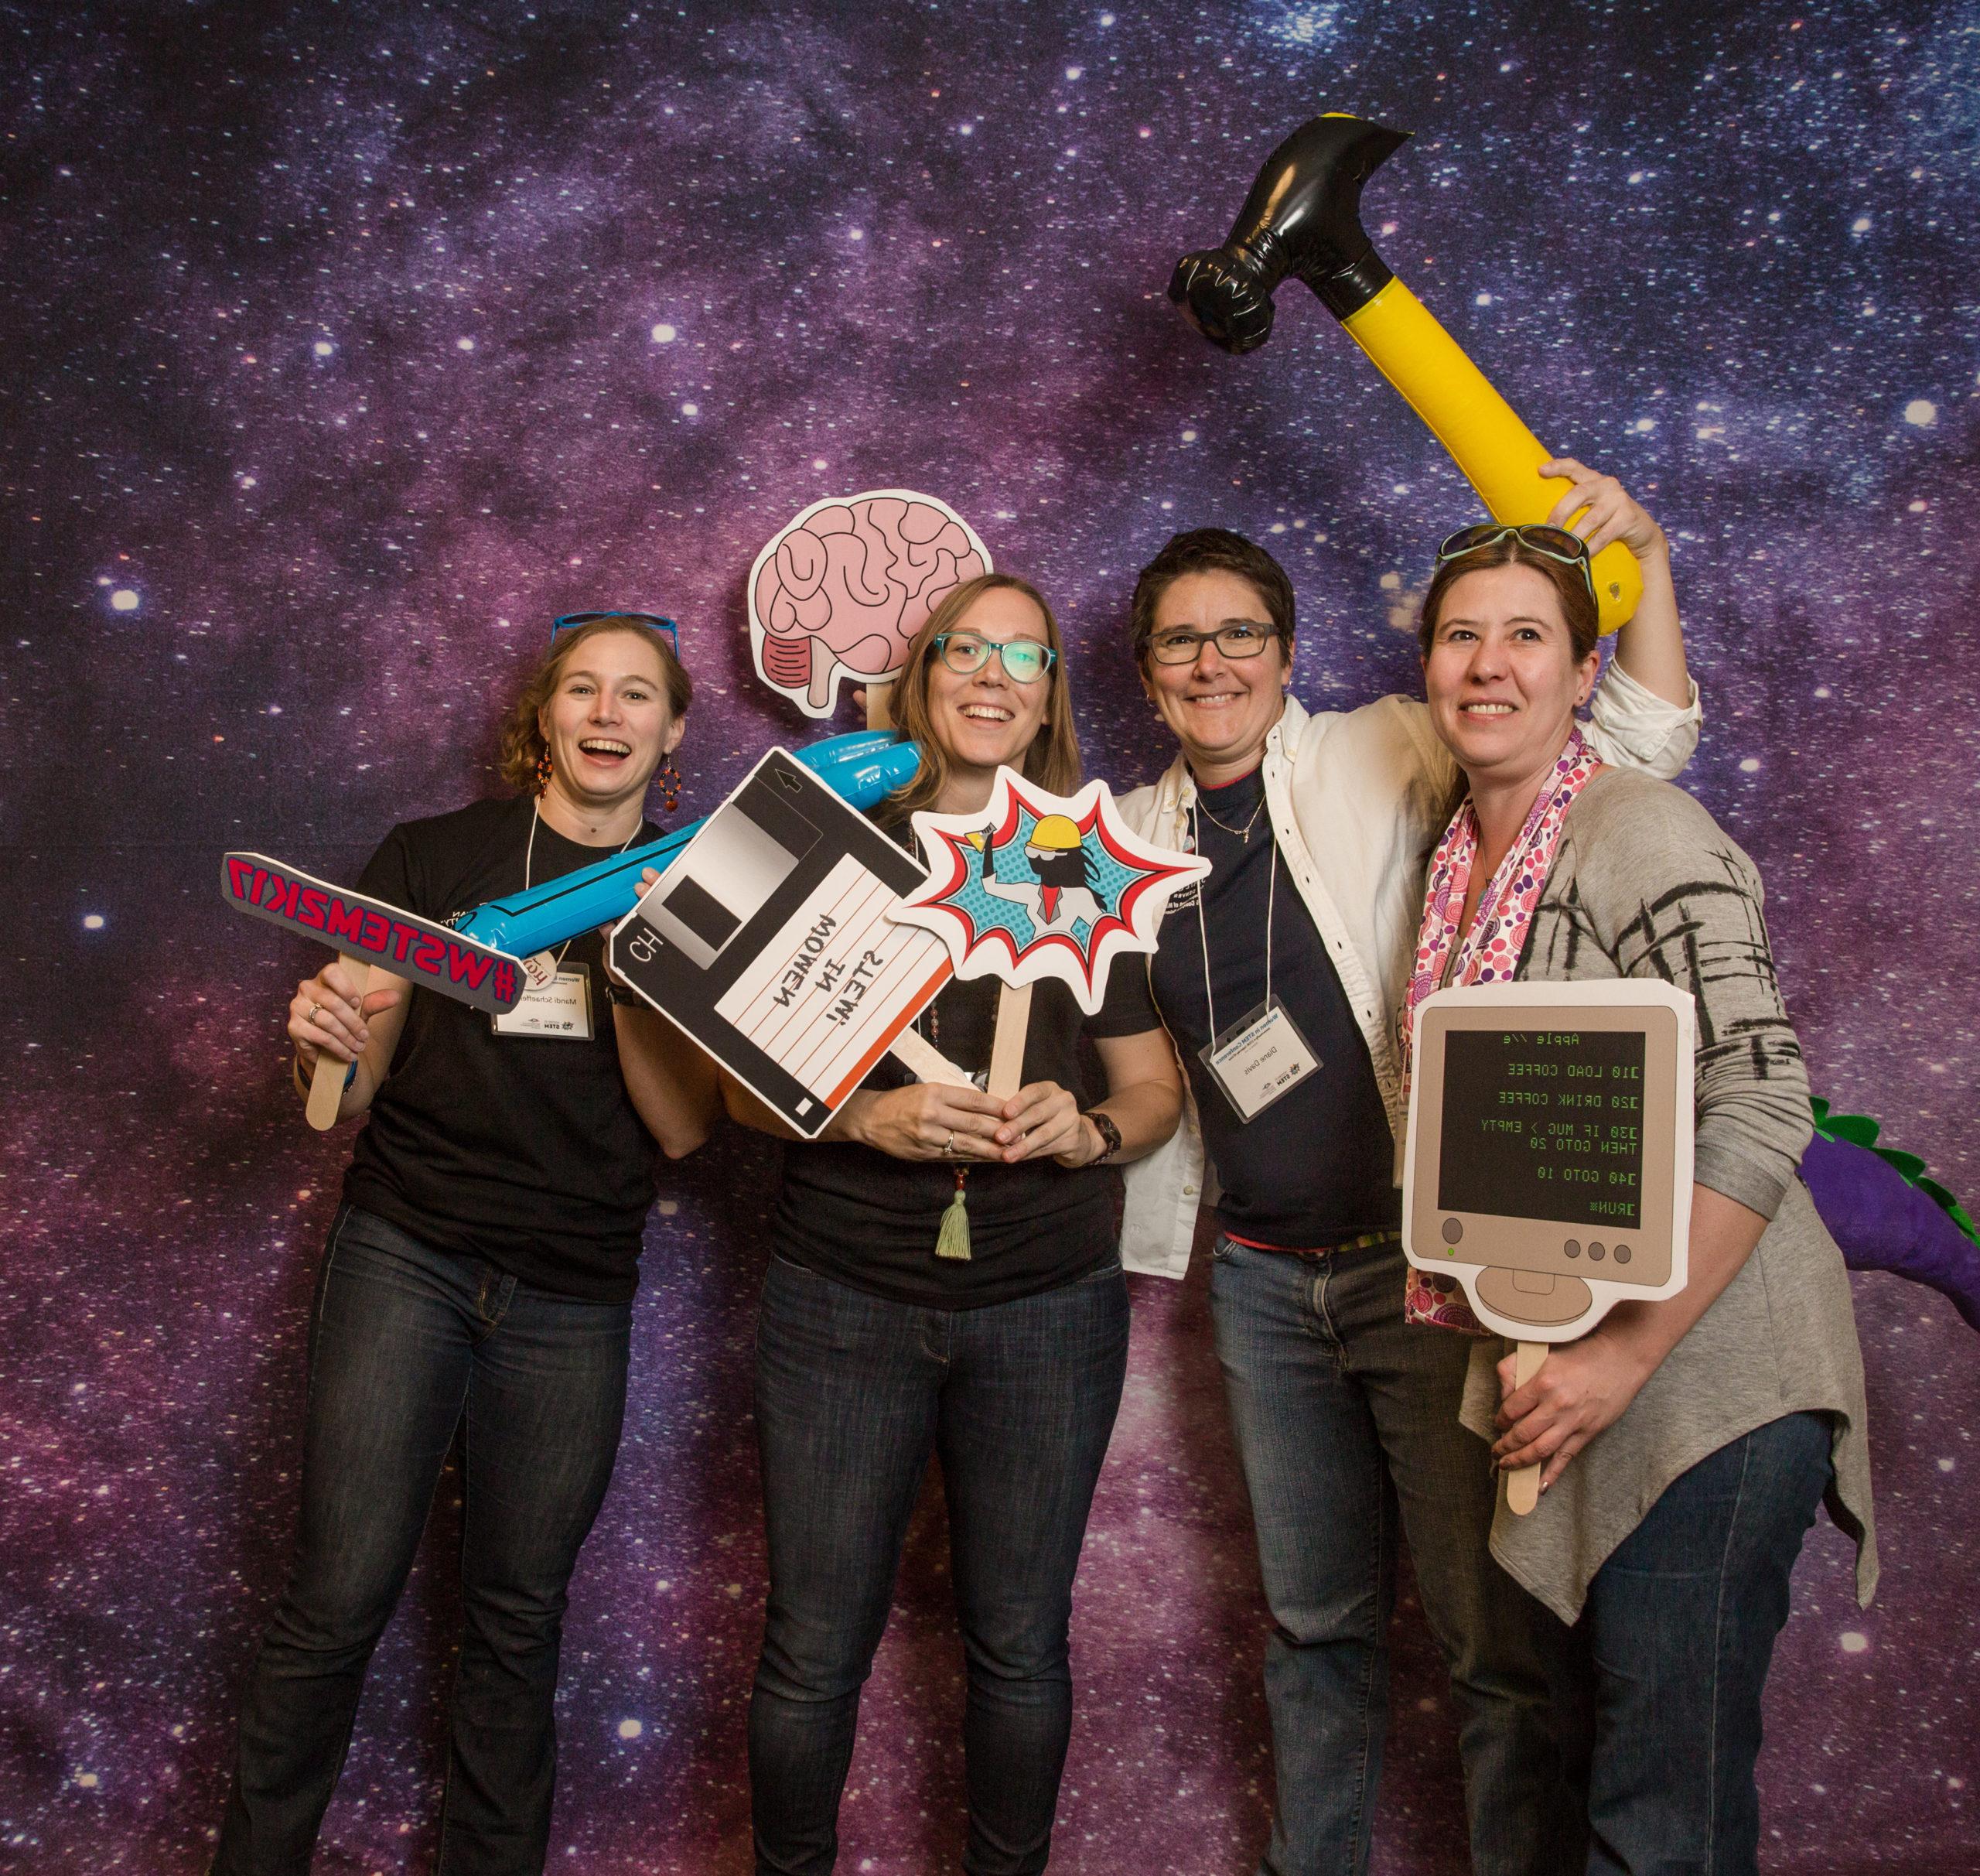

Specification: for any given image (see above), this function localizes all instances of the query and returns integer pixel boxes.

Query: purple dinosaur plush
[1803,1132,1980,1334]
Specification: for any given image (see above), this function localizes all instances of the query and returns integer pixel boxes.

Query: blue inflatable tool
[449,730,923,959]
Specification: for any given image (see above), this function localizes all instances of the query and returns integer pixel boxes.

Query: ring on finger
[942,1129,956,1157]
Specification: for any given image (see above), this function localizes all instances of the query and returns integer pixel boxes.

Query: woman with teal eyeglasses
[726,573,1184,1874]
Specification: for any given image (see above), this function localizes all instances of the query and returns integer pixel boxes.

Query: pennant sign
[220,853,527,1014]
[889,770,1210,1014]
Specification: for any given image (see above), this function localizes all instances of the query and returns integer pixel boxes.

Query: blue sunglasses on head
[551,610,680,651]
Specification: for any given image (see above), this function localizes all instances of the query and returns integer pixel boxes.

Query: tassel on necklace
[936,1167,972,1261]
[922,993,972,1261]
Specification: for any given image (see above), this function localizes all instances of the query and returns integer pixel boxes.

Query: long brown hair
[882,573,1083,825]
[1416,537,1599,664]
[496,615,693,792]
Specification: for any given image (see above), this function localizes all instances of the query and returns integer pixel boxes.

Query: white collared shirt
[1115,663,1703,1278]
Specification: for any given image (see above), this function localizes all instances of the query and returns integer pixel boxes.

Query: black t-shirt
[341,795,664,1302]
[1148,767,1399,1249]
[775,955,1163,1312]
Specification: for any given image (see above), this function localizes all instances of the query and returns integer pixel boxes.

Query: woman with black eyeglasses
[1114,466,1703,1876]
[211,613,719,1876]
[724,573,1184,1876]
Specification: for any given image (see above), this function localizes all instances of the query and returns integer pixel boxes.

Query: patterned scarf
[1401,726,1604,1332]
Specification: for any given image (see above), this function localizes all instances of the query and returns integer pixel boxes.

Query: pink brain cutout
[748,489,992,716]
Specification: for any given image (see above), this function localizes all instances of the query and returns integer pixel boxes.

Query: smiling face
[537,627,684,824]
[1422,563,1599,788]
[1142,569,1291,785]
[921,583,1055,795]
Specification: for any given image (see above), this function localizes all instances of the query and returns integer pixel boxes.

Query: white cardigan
[1115,665,1703,1279]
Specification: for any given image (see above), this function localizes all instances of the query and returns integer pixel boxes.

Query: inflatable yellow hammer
[1169,113,1643,634]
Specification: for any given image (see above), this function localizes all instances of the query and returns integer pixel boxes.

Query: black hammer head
[1169,113,1412,354]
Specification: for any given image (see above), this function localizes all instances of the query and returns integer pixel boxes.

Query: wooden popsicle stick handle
[864,679,894,733]
[1505,1339,1548,1516]
[305,958,371,1133]
[888,1025,975,1090]
[986,981,1033,1102]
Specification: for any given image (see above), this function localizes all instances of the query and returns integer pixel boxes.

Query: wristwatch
[1081,1109,1124,1164]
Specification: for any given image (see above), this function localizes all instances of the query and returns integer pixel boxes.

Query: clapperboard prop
[220,853,528,1131]
[1403,980,1695,1514]
[606,748,967,1136]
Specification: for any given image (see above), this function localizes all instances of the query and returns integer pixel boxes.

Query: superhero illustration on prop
[971,813,1106,938]
[890,769,1208,1013]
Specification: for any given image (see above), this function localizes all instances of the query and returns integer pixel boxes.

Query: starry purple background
[3,2,1976,1871]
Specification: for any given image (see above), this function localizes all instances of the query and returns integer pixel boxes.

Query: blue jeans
[1538,1410,1834,1876]
[212,1205,631,1876]
[1210,1235,1571,1876]
[749,1253,1132,1876]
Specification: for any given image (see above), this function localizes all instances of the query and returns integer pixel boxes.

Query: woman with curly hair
[211,613,719,1876]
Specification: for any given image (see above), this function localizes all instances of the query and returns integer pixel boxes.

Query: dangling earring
[657,759,682,816]
[534,747,553,795]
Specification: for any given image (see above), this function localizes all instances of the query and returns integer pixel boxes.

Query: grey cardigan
[1455,767,1877,1624]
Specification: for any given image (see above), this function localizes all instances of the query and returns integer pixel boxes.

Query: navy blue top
[1147,766,1399,1249]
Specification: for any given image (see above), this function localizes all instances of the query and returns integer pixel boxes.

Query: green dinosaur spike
[1872,1148,1928,1182]
[1823,1112,1881,1148]
[1813,1098,1978,1249]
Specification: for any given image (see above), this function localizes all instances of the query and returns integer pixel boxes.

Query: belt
[1229,1229,1398,1259]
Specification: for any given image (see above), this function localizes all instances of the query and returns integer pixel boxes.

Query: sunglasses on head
[551,610,680,652]
[1436,524,1594,598]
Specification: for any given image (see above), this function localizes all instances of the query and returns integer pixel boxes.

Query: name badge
[492,965,595,1041]
[1200,993,1319,1123]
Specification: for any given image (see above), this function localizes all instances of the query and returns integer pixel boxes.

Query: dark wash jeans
[1537,1410,1834,1876]
[1208,1235,1573,1876]
[211,1205,631,1876]
[749,1252,1131,1876]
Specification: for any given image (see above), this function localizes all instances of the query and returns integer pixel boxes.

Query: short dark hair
[1416,538,1600,665]
[1129,528,1296,669]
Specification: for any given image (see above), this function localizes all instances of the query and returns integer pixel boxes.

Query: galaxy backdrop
[3,2,1976,1871]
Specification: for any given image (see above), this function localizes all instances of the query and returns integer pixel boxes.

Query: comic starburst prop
[889,769,1209,1013]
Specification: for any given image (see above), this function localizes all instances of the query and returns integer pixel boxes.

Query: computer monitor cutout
[1403,981,1695,1342]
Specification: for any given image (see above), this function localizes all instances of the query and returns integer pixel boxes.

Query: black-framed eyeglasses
[551,610,681,651]
[1147,621,1278,666]
[930,632,1057,684]
[1435,524,1594,597]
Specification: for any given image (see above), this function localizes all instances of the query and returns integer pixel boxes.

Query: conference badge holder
[492,963,596,1040]
[1200,992,1319,1123]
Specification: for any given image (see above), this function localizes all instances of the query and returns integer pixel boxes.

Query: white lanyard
[1187,795,1319,1123]
[524,800,638,972]
[1193,800,1278,1038]
[494,805,644,1037]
